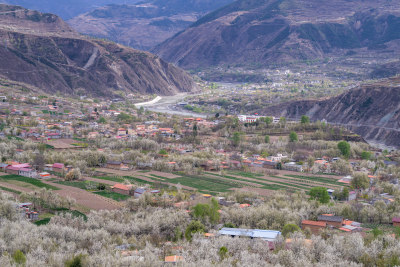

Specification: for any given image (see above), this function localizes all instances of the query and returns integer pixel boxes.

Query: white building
[238,115,262,123]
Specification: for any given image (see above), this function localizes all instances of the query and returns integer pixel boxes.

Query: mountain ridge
[68,0,234,51]
[153,0,400,69]
[0,0,140,19]
[262,77,400,149]
[0,4,197,97]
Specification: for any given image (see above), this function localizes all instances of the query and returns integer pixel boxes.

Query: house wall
[53,167,64,173]
[348,193,357,201]
[112,188,130,196]
[320,221,343,228]
[19,171,35,178]
[6,169,19,175]
[134,192,143,198]
[263,164,276,169]
[107,164,121,170]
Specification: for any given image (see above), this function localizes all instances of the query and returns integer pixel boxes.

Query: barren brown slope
[68,0,234,51]
[262,77,400,149]
[154,0,400,69]
[0,4,197,97]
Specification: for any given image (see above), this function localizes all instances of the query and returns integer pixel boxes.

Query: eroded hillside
[0,5,197,96]
[68,0,234,50]
[263,77,400,148]
[154,0,400,69]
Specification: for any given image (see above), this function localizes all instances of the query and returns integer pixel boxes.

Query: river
[135,93,209,118]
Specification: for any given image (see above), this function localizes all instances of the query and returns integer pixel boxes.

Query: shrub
[12,250,26,265]
[289,131,298,142]
[65,254,85,267]
[219,246,229,260]
[351,172,369,190]
[309,187,330,204]
[361,151,371,160]
[301,115,310,124]
[282,223,301,237]
[97,183,106,190]
[338,141,351,158]
[192,198,220,224]
[185,221,206,241]
[65,169,81,181]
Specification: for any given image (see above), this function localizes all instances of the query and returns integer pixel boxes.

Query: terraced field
[95,168,347,195]
[0,175,59,190]
[0,174,122,210]
[93,191,130,201]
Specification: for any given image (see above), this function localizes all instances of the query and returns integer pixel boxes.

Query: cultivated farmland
[97,168,346,195]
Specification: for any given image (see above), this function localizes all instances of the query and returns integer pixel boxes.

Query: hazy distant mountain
[0,5,197,97]
[154,0,400,69]
[0,0,140,19]
[68,0,234,50]
[263,77,400,149]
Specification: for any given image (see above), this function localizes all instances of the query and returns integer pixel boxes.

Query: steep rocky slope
[68,0,233,50]
[263,77,400,148]
[370,61,400,79]
[154,0,400,69]
[0,5,197,97]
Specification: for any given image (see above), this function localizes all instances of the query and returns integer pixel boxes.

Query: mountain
[0,4,197,97]
[154,0,400,69]
[68,0,234,51]
[0,0,140,19]
[262,77,400,149]
[370,61,400,79]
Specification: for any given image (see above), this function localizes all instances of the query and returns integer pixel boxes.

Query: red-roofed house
[10,163,30,169]
[165,256,183,263]
[117,128,127,136]
[5,163,30,175]
[5,166,21,175]
[111,183,133,195]
[301,220,327,234]
[52,163,65,173]
[393,217,400,227]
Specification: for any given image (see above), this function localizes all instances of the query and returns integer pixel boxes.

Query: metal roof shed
[218,228,281,241]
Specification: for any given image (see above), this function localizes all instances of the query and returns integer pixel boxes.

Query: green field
[208,172,309,191]
[94,191,130,201]
[0,185,21,194]
[284,175,345,186]
[94,176,125,183]
[227,171,264,178]
[98,169,344,195]
[35,209,87,226]
[122,176,155,185]
[34,218,51,226]
[95,175,155,185]
[0,175,59,190]
[56,180,99,190]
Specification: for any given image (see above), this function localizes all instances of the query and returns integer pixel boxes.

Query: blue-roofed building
[218,227,281,241]
[133,187,146,198]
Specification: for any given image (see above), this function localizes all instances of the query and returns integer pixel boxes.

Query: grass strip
[0,175,59,190]
[94,191,130,201]
[0,185,21,194]
[284,175,346,186]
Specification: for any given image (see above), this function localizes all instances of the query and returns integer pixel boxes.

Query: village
[0,88,399,264]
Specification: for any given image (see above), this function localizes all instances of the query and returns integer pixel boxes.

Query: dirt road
[43,181,123,210]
